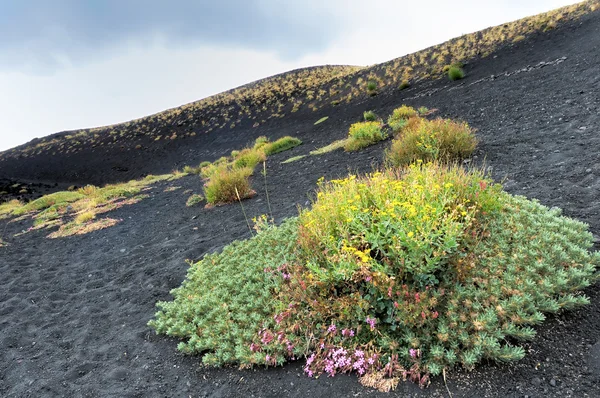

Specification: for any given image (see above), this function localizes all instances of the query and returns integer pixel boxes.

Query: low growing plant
[151,163,599,391]
[448,66,465,81]
[388,105,419,133]
[363,111,378,122]
[386,118,477,166]
[263,136,302,156]
[186,194,204,207]
[204,166,255,206]
[344,121,386,152]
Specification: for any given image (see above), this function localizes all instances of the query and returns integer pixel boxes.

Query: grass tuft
[386,117,477,166]
[186,194,204,207]
[344,121,386,152]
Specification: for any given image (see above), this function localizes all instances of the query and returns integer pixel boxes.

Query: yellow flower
[407,231,414,238]
[444,182,454,189]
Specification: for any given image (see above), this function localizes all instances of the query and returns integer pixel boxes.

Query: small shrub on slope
[386,118,477,166]
[148,218,300,366]
[388,105,419,132]
[204,167,255,206]
[448,66,465,81]
[344,121,386,152]
[363,111,378,122]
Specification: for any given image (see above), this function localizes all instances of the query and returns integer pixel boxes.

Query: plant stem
[262,161,273,220]
[235,187,253,236]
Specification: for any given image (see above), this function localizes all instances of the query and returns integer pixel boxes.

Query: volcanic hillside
[1,1,600,397]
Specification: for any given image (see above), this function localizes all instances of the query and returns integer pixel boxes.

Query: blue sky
[0,0,581,151]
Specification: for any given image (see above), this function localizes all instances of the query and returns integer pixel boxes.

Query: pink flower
[365,316,377,330]
[281,272,291,280]
[341,328,355,337]
[265,354,271,362]
[327,324,337,334]
[409,349,418,358]
[250,343,260,352]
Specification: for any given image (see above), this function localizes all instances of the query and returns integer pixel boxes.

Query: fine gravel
[1,9,599,398]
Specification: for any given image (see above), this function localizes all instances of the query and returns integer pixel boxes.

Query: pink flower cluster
[304,346,378,378]
[341,328,355,337]
[365,316,377,330]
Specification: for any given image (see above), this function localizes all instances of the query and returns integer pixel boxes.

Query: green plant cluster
[344,121,387,152]
[148,218,300,366]
[199,135,301,206]
[386,115,477,166]
[150,162,598,390]
[186,194,204,207]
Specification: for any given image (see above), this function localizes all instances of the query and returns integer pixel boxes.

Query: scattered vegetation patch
[386,118,477,166]
[263,136,303,156]
[2,174,178,239]
[310,139,348,156]
[367,80,378,96]
[14,192,84,215]
[48,217,121,239]
[150,163,599,390]
[186,194,204,207]
[344,121,387,152]
[282,155,307,164]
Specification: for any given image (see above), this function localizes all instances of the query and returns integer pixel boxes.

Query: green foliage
[0,199,23,218]
[386,117,477,166]
[199,161,212,168]
[282,155,307,164]
[363,111,378,122]
[233,148,267,170]
[186,194,204,207]
[148,219,300,366]
[14,191,84,215]
[263,136,303,155]
[448,66,465,81]
[367,80,378,95]
[310,140,347,156]
[387,105,419,132]
[400,80,410,90]
[344,121,386,152]
[152,162,599,388]
[183,165,200,174]
[204,167,255,205]
[268,164,598,381]
[253,136,270,150]
[314,116,329,125]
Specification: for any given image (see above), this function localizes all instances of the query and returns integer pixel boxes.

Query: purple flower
[281,272,291,280]
[365,316,377,330]
[265,354,271,362]
[327,324,337,334]
[341,328,355,337]
[409,349,418,358]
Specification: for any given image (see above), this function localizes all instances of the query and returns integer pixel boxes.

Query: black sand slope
[1,8,600,398]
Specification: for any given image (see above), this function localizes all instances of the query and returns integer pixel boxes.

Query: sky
[0,0,582,151]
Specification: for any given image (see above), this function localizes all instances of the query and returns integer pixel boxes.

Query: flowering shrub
[386,117,477,166]
[151,163,598,391]
[257,164,598,390]
[344,121,386,152]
